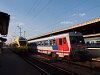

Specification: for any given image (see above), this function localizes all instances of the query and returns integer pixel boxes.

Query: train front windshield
[19,41,27,46]
[70,36,85,44]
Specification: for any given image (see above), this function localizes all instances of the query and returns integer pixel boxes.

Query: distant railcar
[28,32,91,61]
[11,37,28,52]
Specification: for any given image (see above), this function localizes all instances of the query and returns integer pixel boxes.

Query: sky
[0,0,100,43]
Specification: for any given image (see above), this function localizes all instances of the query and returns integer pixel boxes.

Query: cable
[22,0,100,38]
[42,4,100,34]
[25,0,52,29]
[30,0,52,23]
[22,0,41,21]
[24,0,89,38]
[29,0,90,33]
[52,0,89,20]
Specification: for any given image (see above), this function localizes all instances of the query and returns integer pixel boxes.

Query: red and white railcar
[28,32,89,60]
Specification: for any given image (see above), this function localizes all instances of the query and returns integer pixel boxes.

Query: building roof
[28,18,100,41]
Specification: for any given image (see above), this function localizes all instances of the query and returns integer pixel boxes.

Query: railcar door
[56,37,69,51]
[62,37,69,51]
[56,38,63,51]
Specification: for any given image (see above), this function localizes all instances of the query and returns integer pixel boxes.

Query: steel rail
[22,55,76,75]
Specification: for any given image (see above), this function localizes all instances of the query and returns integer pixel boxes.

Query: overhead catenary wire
[18,0,42,38]
[21,0,52,37]
[40,4,100,36]
[29,0,52,24]
[26,0,88,30]
[21,0,100,38]
[25,0,53,32]
[51,0,90,20]
[21,0,41,21]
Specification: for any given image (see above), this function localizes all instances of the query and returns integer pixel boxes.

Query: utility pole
[17,26,21,37]
[24,31,26,38]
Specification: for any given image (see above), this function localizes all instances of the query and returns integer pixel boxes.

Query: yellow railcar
[12,37,28,52]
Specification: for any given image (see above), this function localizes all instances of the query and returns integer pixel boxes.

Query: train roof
[15,37,27,42]
[28,32,83,42]
[19,37,26,40]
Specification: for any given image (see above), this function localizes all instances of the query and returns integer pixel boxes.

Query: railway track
[15,52,100,75]
[20,54,77,75]
[31,53,100,68]
[30,54,100,75]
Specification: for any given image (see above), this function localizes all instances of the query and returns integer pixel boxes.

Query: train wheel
[52,52,56,58]
[52,52,59,61]
[56,54,59,60]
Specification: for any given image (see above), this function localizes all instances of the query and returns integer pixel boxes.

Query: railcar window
[35,42,37,46]
[41,41,44,46]
[49,39,56,46]
[63,38,66,44]
[70,36,85,44]
[96,41,100,45]
[48,40,50,46]
[36,42,38,45]
[40,41,42,46]
[38,41,41,46]
[33,42,37,46]
[44,40,48,46]
[86,40,100,48]
[35,42,38,46]
[19,41,26,46]
[59,39,62,45]
[49,40,52,46]
[53,39,56,45]
[28,43,33,46]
